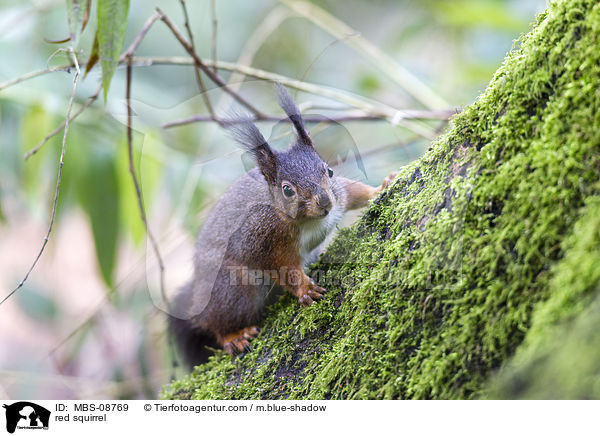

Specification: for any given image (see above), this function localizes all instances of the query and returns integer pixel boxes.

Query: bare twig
[4,55,457,131]
[132,57,387,111]
[122,11,162,58]
[125,57,169,309]
[45,47,73,70]
[164,113,381,127]
[155,7,265,117]
[2,49,80,306]
[122,57,451,137]
[138,56,445,137]
[0,65,73,91]
[10,58,453,158]
[178,0,218,123]
[162,111,454,129]
[210,0,218,74]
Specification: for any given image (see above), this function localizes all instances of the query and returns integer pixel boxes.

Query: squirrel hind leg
[217,326,260,355]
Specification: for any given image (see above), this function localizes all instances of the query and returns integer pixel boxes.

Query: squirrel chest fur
[169,84,396,366]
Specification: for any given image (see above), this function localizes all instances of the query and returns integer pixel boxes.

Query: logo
[2,402,50,434]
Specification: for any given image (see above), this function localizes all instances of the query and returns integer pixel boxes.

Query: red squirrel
[169,84,396,366]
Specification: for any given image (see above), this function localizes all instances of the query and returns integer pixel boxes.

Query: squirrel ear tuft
[226,119,278,184]
[275,83,313,148]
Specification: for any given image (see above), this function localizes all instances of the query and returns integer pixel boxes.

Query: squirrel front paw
[297,279,327,307]
[376,171,399,193]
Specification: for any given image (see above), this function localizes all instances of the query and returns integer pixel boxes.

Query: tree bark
[163,0,600,399]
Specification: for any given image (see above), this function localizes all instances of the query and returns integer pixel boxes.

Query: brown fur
[168,85,397,367]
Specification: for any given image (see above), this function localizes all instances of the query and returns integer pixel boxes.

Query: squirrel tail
[168,281,218,368]
[168,315,217,368]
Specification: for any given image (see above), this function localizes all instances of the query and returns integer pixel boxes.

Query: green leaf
[79,149,120,288]
[97,0,130,101]
[116,135,144,245]
[21,105,57,199]
[55,123,89,219]
[116,132,163,245]
[66,0,86,47]
[85,30,100,77]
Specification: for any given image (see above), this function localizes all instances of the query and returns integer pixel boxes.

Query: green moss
[485,197,600,398]
[163,0,600,399]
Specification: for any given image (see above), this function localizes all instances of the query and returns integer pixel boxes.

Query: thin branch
[210,0,218,74]
[125,57,169,310]
[131,55,446,137]
[45,47,72,70]
[119,56,451,137]
[163,113,382,128]
[4,55,457,132]
[155,7,265,117]
[122,11,162,58]
[178,0,218,123]
[2,49,80,306]
[162,111,455,129]
[0,65,73,91]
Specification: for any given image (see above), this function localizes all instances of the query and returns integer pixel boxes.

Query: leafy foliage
[78,147,120,287]
[97,0,130,100]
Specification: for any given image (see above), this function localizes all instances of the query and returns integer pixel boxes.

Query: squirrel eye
[282,184,295,198]
[327,167,334,178]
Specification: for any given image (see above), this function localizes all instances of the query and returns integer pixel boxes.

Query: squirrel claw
[308,288,324,300]
[234,338,250,353]
[309,280,327,299]
[297,281,327,306]
[377,171,399,193]
[299,294,314,307]
[221,326,260,355]
[223,342,235,355]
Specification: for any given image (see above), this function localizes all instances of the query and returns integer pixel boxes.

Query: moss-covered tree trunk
[164,0,600,399]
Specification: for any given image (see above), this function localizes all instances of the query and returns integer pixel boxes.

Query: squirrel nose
[317,191,332,213]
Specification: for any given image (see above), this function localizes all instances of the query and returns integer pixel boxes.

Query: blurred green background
[0,0,546,399]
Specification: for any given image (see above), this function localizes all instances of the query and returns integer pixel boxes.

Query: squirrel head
[227,83,335,221]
